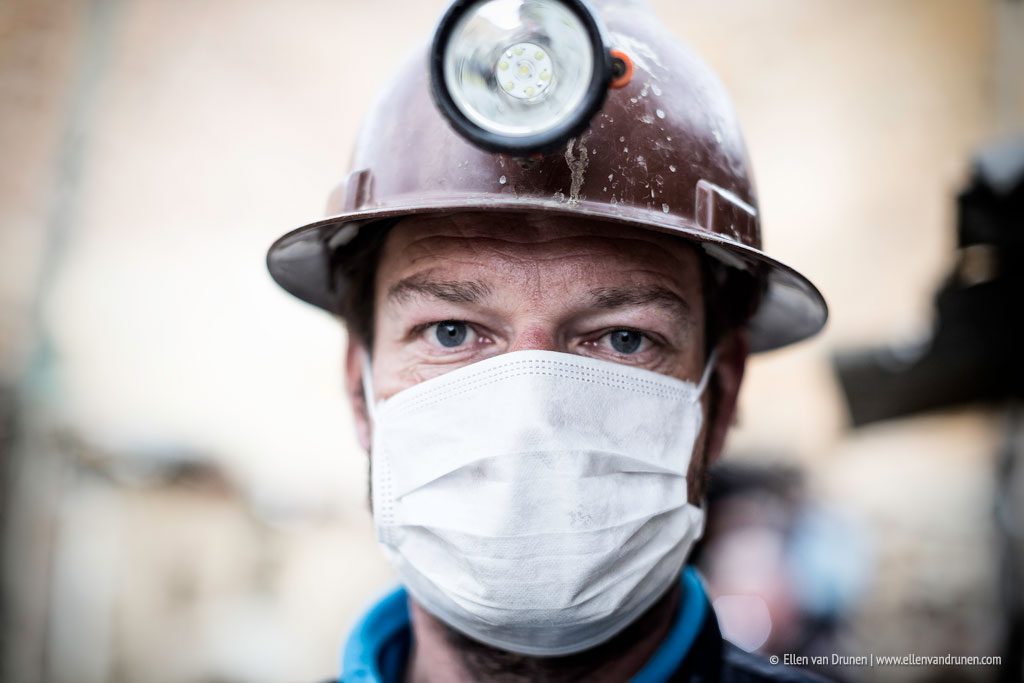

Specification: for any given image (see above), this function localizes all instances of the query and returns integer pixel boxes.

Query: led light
[430,0,613,155]
[497,42,552,100]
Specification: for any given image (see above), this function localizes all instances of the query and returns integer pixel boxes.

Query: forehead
[377,212,703,287]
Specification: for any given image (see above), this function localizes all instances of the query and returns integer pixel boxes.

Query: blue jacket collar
[341,567,709,683]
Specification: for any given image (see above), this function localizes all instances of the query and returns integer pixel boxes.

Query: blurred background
[2,0,1022,681]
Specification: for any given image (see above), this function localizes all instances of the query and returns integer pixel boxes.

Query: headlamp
[430,0,625,155]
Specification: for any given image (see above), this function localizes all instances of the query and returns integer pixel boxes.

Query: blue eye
[435,321,468,348]
[609,329,643,354]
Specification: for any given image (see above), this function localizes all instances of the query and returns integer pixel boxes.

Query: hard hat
[266,0,827,352]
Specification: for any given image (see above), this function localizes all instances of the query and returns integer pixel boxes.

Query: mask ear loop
[361,352,377,424]
[692,347,721,516]
[696,346,720,398]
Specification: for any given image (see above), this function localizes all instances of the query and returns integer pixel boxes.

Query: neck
[403,582,681,683]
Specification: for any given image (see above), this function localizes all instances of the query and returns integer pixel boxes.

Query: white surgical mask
[363,349,714,657]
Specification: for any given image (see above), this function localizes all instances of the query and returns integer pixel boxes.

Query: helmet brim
[266,199,827,353]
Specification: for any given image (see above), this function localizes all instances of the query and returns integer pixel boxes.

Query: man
[267,1,828,681]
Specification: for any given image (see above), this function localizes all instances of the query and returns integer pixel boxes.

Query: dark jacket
[664,605,830,682]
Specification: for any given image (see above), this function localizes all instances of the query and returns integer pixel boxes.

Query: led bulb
[496,42,553,100]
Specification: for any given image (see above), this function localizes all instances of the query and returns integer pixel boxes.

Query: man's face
[345,211,748,497]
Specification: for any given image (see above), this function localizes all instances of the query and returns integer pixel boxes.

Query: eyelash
[412,320,663,357]
[413,320,485,348]
[590,327,655,353]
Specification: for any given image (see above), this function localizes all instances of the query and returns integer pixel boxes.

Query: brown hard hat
[266,0,827,352]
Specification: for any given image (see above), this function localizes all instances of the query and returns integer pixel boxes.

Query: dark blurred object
[693,461,868,681]
[833,135,1024,683]
[834,135,1024,428]
[996,407,1024,683]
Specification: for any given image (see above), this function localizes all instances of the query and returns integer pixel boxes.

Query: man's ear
[703,328,749,467]
[344,337,372,452]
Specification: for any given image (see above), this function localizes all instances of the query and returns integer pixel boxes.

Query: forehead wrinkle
[392,212,700,261]
[389,217,700,268]
[399,240,697,288]
[401,230,688,257]
[381,220,704,309]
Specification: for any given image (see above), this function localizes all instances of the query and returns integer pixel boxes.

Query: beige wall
[2,1,1021,681]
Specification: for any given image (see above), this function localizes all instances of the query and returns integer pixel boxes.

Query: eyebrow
[587,285,694,323]
[385,276,693,323]
[387,274,494,305]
